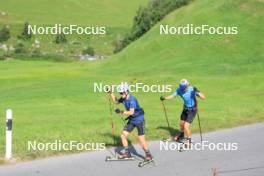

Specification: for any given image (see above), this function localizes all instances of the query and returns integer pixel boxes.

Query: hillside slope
[0,0,149,55]
[103,0,264,75]
[0,0,148,27]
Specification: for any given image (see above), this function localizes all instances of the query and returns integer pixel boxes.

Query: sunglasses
[119,92,125,95]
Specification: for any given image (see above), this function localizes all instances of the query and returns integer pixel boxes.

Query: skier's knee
[180,124,184,130]
[183,122,190,129]
[180,121,184,129]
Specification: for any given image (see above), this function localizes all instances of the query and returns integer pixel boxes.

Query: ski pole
[197,111,203,142]
[161,101,171,135]
[108,96,116,146]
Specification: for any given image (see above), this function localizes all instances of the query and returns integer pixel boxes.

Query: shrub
[0,25,11,43]
[54,33,67,44]
[14,42,27,54]
[82,46,95,56]
[31,48,42,57]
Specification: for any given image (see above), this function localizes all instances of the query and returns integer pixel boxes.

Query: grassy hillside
[103,0,264,74]
[0,0,148,27]
[0,0,148,56]
[0,0,263,162]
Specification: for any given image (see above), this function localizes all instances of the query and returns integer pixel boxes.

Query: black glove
[115,108,124,114]
[160,96,165,101]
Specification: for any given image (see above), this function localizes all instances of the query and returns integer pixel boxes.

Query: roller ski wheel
[161,137,185,143]
[179,141,193,152]
[138,158,154,167]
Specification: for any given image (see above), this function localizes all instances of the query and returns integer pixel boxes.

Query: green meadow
[0,0,149,55]
[0,0,263,162]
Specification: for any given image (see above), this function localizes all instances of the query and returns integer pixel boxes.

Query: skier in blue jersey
[160,79,206,145]
[108,83,153,161]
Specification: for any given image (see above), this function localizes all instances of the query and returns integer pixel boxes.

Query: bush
[31,48,42,57]
[14,42,27,54]
[17,22,32,40]
[0,26,11,43]
[82,46,95,56]
[54,33,67,44]
[114,0,192,53]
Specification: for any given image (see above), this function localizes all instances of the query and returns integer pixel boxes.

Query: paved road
[1,123,264,176]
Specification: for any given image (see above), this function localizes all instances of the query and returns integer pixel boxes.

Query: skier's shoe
[138,153,154,167]
[179,139,193,152]
[118,152,132,159]
[145,153,153,161]
[174,136,184,142]
[174,132,184,142]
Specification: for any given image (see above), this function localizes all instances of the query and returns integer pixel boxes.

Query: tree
[18,22,32,40]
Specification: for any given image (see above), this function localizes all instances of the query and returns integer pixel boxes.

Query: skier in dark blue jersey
[160,79,206,145]
[108,83,153,161]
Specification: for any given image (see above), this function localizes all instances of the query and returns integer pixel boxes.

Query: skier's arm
[107,89,120,104]
[161,92,177,101]
[197,92,206,100]
[164,95,175,100]
[123,108,135,116]
[194,87,206,100]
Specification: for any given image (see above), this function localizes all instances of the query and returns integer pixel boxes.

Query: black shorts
[123,121,145,136]
[180,108,197,124]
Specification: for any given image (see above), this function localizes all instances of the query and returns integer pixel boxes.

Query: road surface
[1,123,264,176]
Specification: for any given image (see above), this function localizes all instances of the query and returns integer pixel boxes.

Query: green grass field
[0,0,263,162]
[0,0,148,27]
[0,0,149,55]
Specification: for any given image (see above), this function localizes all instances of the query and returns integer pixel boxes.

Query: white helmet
[179,79,189,90]
[117,82,130,93]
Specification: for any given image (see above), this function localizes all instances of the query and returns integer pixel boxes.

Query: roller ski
[179,138,193,152]
[105,152,134,162]
[138,153,154,167]
[161,134,186,143]
[161,137,186,143]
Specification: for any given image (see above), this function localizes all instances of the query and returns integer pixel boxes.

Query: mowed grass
[0,0,263,161]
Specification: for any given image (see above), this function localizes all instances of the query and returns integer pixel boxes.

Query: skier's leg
[183,109,197,146]
[138,135,148,151]
[174,110,187,141]
[183,122,191,139]
[121,130,129,148]
[137,122,153,160]
[119,123,135,158]
[180,120,184,131]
